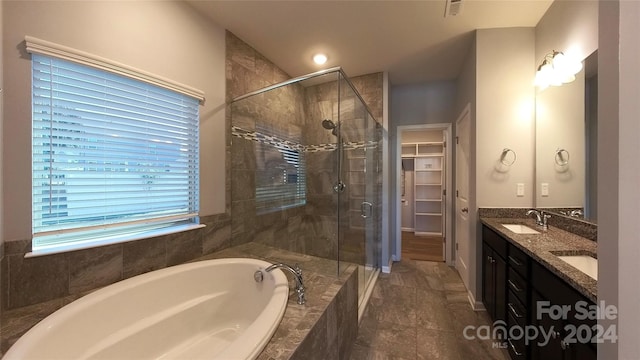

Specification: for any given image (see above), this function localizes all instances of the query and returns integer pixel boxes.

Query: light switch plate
[517,183,525,197]
[541,183,549,197]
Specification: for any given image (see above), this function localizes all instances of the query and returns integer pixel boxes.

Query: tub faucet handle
[265,262,307,305]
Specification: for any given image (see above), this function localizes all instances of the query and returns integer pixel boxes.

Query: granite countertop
[480,217,597,302]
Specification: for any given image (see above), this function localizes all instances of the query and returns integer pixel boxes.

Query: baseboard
[382,257,393,273]
[468,290,486,311]
[401,227,414,232]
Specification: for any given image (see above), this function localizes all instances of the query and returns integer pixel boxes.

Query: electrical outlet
[517,183,525,197]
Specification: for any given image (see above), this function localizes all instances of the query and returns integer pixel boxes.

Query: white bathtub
[5,258,289,360]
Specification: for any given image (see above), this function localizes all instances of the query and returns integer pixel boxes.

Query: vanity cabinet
[481,224,596,360]
[482,227,507,322]
[530,261,597,360]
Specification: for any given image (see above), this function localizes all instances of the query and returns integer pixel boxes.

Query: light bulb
[313,54,327,65]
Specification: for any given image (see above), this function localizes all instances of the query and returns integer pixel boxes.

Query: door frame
[395,123,453,265]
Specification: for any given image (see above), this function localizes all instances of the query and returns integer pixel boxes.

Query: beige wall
[534,0,598,208]
[616,2,640,356]
[598,0,640,358]
[1,1,231,311]
[2,1,227,243]
[0,0,5,317]
[458,28,535,305]
[0,0,4,247]
[535,0,598,67]
[389,81,457,260]
[535,71,585,208]
[476,28,536,209]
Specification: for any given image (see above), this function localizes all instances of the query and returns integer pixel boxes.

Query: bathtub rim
[4,257,290,360]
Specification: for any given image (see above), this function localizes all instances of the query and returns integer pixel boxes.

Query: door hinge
[456,136,459,144]
[443,141,446,148]
[443,189,446,196]
[456,243,459,251]
[456,190,459,197]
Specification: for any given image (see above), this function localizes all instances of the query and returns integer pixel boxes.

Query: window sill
[26,223,206,258]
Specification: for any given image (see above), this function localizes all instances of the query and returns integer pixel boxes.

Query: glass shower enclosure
[229,67,381,303]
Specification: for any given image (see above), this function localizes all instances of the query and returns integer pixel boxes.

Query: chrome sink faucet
[526,209,551,231]
[255,263,306,305]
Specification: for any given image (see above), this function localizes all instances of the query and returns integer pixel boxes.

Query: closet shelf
[403,138,444,236]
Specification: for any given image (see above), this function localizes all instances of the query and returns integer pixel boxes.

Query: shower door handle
[361,202,373,218]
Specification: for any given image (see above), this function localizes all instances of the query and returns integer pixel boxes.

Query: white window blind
[254,125,306,214]
[32,54,200,251]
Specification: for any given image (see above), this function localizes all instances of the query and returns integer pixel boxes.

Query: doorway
[396,124,453,264]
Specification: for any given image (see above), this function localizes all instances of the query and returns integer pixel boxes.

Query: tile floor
[350,260,509,360]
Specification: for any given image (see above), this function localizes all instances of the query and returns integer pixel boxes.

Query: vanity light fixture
[313,53,328,65]
[535,50,583,90]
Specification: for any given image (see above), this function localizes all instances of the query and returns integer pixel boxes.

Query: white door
[455,105,471,290]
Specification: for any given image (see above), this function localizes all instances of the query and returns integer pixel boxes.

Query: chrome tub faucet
[255,263,306,305]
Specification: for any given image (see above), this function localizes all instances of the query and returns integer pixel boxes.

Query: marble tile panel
[166,229,203,267]
[3,239,31,256]
[337,271,358,360]
[306,169,335,196]
[122,236,167,278]
[305,194,336,217]
[67,244,123,294]
[290,311,330,360]
[231,199,257,246]
[226,31,255,73]
[202,217,231,255]
[231,137,257,171]
[7,253,69,309]
[231,169,255,201]
[1,256,7,309]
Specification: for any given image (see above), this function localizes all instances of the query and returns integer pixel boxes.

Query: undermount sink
[501,224,540,234]
[557,255,598,280]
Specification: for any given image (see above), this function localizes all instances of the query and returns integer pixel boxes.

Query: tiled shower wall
[228,30,384,267]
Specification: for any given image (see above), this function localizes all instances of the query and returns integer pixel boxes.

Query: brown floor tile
[352,259,509,360]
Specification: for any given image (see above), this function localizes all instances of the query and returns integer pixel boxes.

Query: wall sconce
[534,50,583,90]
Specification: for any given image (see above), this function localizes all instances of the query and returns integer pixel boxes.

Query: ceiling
[186,0,553,85]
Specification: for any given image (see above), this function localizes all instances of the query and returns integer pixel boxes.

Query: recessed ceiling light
[313,54,328,65]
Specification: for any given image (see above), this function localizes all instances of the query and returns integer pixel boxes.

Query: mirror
[535,50,598,224]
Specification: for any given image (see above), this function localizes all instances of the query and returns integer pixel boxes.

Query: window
[31,52,201,253]
[254,125,306,214]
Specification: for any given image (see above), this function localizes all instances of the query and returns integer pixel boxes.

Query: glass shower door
[337,73,379,300]
[362,112,380,293]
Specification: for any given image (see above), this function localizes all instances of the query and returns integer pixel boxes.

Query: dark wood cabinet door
[483,243,496,319]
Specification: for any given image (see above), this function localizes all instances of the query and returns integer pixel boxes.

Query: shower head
[321,119,336,130]
[321,119,338,136]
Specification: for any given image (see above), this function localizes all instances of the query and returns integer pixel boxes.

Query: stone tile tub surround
[1,214,231,310]
[0,213,232,311]
[478,207,597,241]
[480,217,597,302]
[1,242,359,359]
